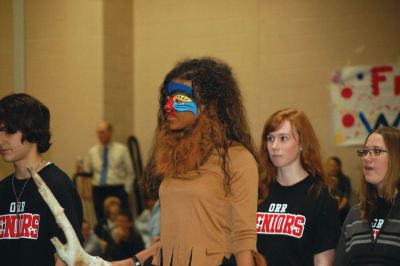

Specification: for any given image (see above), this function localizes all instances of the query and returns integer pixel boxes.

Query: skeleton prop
[29,168,112,266]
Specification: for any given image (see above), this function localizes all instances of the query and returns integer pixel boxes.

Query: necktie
[100,146,108,185]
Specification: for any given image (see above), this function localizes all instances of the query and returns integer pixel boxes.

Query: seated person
[135,197,158,248]
[94,196,121,243]
[82,220,102,257]
[104,210,145,260]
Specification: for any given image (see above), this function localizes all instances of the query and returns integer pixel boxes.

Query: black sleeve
[312,189,341,254]
[334,206,356,266]
[46,167,84,244]
[55,181,84,243]
[127,230,145,255]
[334,224,348,266]
[94,221,102,238]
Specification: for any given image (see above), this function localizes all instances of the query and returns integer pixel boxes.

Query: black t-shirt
[371,197,391,240]
[0,163,83,266]
[257,176,340,266]
[104,229,145,260]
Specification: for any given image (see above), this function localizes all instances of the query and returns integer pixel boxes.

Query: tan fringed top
[153,143,258,266]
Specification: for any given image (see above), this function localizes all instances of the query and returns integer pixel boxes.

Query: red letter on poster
[371,66,393,96]
[395,75,400,96]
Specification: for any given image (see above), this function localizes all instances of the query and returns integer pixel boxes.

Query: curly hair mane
[145,57,259,196]
[154,111,218,180]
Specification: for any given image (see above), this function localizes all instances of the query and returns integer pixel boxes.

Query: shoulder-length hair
[259,108,330,199]
[145,57,259,196]
[0,93,51,153]
[359,127,400,221]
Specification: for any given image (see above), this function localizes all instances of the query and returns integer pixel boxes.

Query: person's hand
[112,226,125,244]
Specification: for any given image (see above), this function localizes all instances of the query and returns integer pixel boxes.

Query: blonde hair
[103,196,121,217]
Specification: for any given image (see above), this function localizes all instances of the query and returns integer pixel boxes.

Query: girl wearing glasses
[257,108,340,266]
[334,127,400,265]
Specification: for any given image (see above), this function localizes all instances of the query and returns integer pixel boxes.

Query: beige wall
[0,0,13,98]
[1,1,399,190]
[1,0,134,178]
[0,0,13,176]
[22,0,134,177]
[133,0,400,190]
[24,0,104,175]
[103,0,133,143]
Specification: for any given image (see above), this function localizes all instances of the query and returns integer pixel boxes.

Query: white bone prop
[29,168,112,266]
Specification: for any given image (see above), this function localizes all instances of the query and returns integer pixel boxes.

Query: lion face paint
[164,82,199,117]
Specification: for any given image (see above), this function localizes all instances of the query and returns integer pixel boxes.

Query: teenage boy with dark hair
[0,93,83,266]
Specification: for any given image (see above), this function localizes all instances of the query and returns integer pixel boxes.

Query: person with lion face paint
[112,57,266,266]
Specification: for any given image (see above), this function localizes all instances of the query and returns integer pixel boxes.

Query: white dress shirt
[84,141,134,193]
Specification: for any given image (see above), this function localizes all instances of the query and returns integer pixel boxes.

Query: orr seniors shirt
[0,163,83,266]
[334,196,400,266]
[256,176,340,266]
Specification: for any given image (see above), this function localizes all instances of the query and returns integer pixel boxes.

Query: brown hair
[259,108,330,199]
[145,57,259,196]
[103,196,121,217]
[359,127,400,221]
[0,93,51,153]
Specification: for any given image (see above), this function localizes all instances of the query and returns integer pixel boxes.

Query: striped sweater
[334,194,400,266]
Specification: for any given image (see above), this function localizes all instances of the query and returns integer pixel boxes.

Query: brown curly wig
[144,57,259,196]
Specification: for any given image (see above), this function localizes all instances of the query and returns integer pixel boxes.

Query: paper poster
[329,65,400,146]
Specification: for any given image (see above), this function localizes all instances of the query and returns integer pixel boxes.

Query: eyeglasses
[356,148,388,157]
